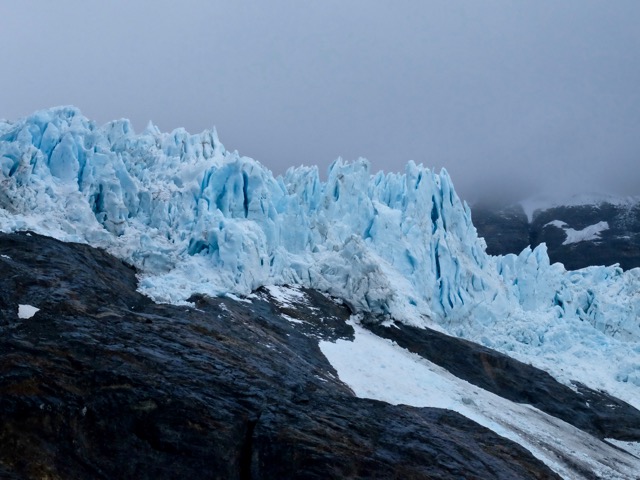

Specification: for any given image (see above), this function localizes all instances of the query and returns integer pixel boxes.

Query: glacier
[1,106,639,406]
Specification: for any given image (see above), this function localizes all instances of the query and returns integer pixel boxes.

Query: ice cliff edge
[0,106,494,322]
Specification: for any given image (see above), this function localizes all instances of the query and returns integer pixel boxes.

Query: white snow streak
[320,321,640,480]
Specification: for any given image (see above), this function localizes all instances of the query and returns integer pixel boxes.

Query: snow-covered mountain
[2,107,640,478]
[474,196,640,271]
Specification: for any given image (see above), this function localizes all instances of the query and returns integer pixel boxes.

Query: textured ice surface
[1,107,639,406]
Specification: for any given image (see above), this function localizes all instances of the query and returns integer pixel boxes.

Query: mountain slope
[0,232,561,479]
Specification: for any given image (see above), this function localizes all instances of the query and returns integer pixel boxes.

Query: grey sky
[1,1,639,202]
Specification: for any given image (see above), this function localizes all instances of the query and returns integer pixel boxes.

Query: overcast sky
[1,1,639,202]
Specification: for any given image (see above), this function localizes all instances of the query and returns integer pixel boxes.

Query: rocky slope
[0,232,563,479]
[473,199,640,270]
[3,232,640,478]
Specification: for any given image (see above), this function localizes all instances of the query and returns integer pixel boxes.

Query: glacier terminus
[1,107,640,437]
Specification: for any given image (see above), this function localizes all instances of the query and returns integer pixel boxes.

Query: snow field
[320,320,640,480]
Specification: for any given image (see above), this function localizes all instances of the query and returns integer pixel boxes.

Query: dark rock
[471,204,530,256]
[472,201,640,270]
[0,232,559,479]
[531,203,640,270]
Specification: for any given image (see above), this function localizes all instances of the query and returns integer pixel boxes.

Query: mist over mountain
[2,1,640,203]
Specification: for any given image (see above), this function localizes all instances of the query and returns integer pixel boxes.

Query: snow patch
[18,304,40,319]
[263,285,309,309]
[320,321,640,479]
[225,293,252,304]
[545,220,609,245]
[281,314,304,324]
[605,439,640,459]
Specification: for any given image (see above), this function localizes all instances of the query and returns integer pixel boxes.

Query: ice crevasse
[1,107,639,399]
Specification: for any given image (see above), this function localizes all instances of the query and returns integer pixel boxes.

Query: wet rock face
[0,232,558,479]
[473,202,640,270]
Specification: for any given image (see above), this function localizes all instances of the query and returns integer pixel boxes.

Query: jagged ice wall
[2,107,639,400]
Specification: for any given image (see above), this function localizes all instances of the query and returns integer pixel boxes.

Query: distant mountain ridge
[473,196,640,270]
